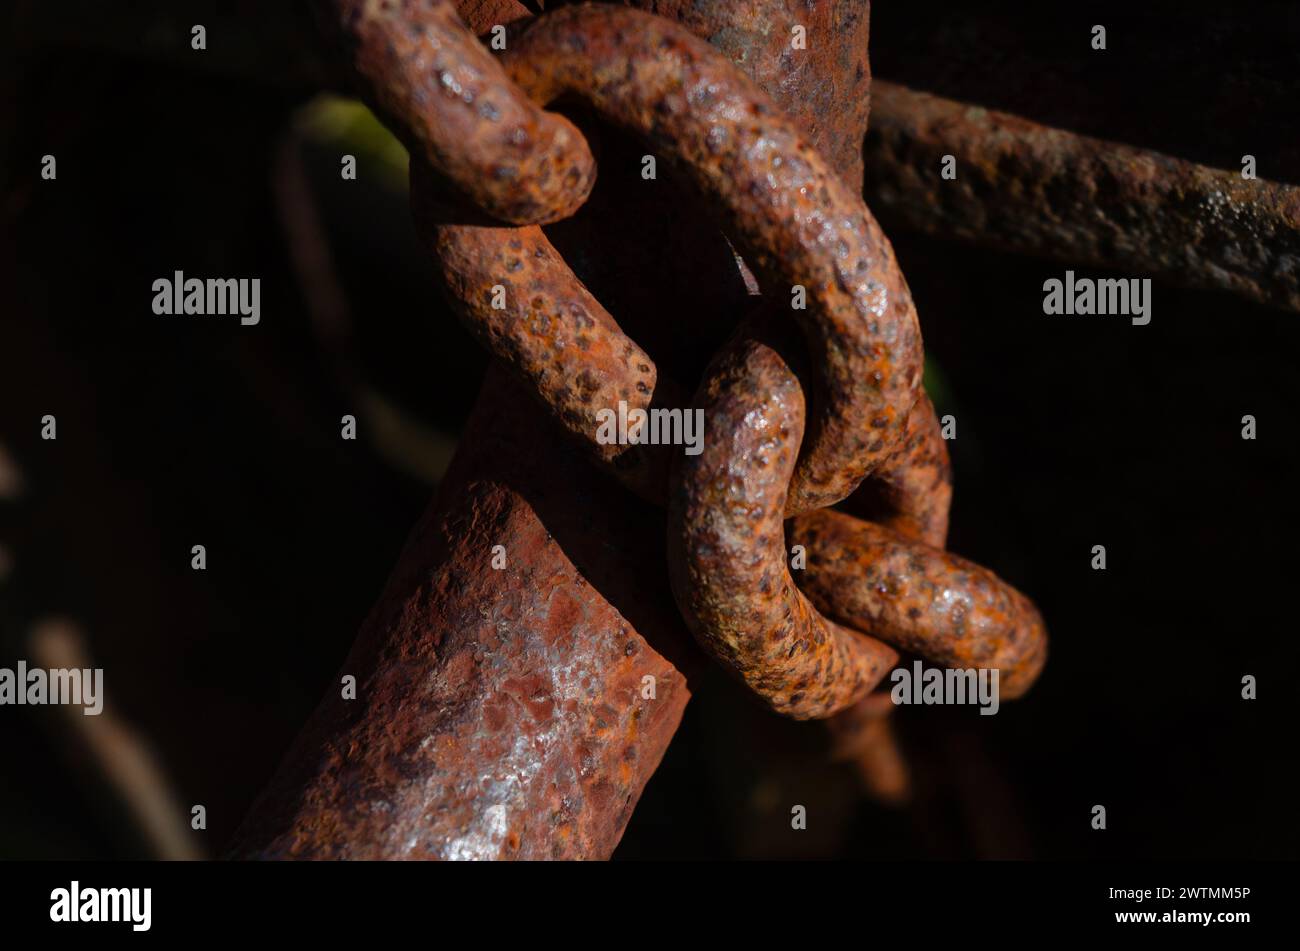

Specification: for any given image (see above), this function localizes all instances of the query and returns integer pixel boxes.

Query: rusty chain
[352,0,1041,743]
[241,0,1049,856]
[407,1,1046,716]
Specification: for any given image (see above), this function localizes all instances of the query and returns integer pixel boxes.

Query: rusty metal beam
[229,368,693,859]
[863,81,1300,311]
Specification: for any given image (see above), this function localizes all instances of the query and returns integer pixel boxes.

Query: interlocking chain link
[320,0,1048,721]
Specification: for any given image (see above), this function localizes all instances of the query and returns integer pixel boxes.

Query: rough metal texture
[668,320,900,719]
[410,2,897,509]
[865,81,1300,312]
[502,5,924,515]
[791,510,1047,698]
[233,0,1050,859]
[231,0,907,861]
[631,0,874,188]
[320,0,595,224]
[845,391,952,549]
[412,166,657,463]
[229,368,691,859]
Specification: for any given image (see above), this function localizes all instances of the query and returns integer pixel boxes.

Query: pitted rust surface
[844,391,952,549]
[791,509,1047,698]
[629,0,873,187]
[320,0,595,224]
[865,81,1300,312]
[502,5,924,514]
[431,1,905,511]
[667,325,899,719]
[431,1,899,514]
[229,368,691,859]
[412,163,656,462]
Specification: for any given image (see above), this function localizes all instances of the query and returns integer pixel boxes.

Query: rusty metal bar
[229,367,692,859]
[863,81,1300,311]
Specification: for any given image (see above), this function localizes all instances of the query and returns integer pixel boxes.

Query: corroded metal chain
[331,0,1047,716]
[276,0,1048,854]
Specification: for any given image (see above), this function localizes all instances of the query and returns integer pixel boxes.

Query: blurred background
[2,1,1297,859]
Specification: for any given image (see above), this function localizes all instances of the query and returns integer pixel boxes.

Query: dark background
[1,1,1296,860]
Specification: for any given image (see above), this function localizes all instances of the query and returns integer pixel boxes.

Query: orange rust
[791,509,1047,698]
[320,0,595,224]
[668,322,900,718]
[441,4,927,512]
[236,0,1053,860]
